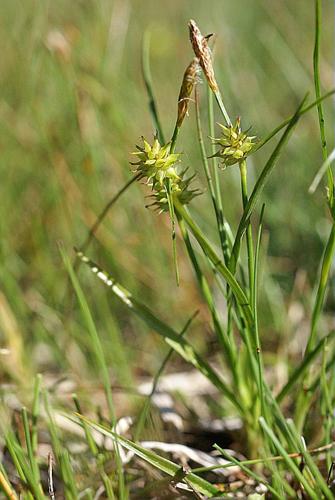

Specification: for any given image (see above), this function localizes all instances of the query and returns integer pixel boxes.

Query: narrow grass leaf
[213,445,283,499]
[229,96,307,275]
[135,310,198,441]
[71,415,221,498]
[173,201,254,331]
[76,250,244,413]
[277,329,335,403]
[313,0,333,207]
[285,419,333,499]
[259,417,319,499]
[253,90,335,153]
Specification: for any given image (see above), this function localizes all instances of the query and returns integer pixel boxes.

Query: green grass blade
[286,419,333,499]
[173,201,254,331]
[43,391,78,499]
[309,148,335,194]
[62,249,116,422]
[277,330,335,403]
[71,415,222,498]
[253,90,335,153]
[31,374,42,456]
[134,310,198,441]
[194,86,231,262]
[313,0,333,208]
[229,96,306,275]
[75,174,140,268]
[5,432,44,500]
[253,205,266,417]
[306,225,335,353]
[76,250,244,413]
[213,444,284,499]
[178,217,238,379]
[259,417,319,499]
[21,408,40,485]
[73,395,115,499]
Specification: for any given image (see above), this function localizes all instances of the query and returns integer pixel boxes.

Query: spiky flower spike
[211,118,257,167]
[131,137,199,212]
[188,20,218,93]
[132,136,181,186]
[177,58,200,127]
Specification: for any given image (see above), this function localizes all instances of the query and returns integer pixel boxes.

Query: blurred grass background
[0,0,333,402]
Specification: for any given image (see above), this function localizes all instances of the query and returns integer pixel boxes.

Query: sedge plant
[75,14,335,498]
[2,6,335,499]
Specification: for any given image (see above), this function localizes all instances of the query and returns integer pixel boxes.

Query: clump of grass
[1,4,335,499]
[75,14,335,498]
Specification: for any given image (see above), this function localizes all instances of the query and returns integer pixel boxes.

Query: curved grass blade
[173,201,254,332]
[306,224,335,353]
[229,96,307,275]
[178,217,238,384]
[285,419,333,500]
[313,0,333,208]
[76,250,244,414]
[70,415,222,498]
[277,329,335,403]
[259,418,319,500]
[195,85,231,263]
[134,310,199,440]
[253,90,335,154]
[309,148,335,194]
[213,444,284,500]
[75,173,141,270]
[62,249,116,422]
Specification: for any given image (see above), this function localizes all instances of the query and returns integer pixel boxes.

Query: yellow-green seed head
[147,171,200,213]
[131,137,200,212]
[132,136,181,186]
[211,118,257,167]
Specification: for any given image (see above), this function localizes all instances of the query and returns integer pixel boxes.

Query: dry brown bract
[188,19,218,93]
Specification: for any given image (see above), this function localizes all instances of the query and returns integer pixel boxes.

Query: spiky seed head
[211,118,257,167]
[131,136,181,186]
[188,19,218,93]
[148,171,201,213]
[177,58,200,127]
[131,137,200,212]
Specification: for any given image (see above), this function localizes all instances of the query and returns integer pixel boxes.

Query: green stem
[239,160,255,309]
[170,124,180,153]
[166,181,179,285]
[254,90,335,154]
[173,199,254,331]
[313,0,333,210]
[75,174,141,269]
[178,216,238,385]
[307,224,335,353]
[214,89,231,126]
[206,86,231,263]
[254,205,266,418]
[294,225,335,431]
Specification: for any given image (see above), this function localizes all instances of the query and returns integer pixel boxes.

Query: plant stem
[313,0,333,209]
[75,174,141,268]
[206,86,231,263]
[170,124,179,153]
[214,89,231,126]
[173,198,254,332]
[239,160,255,309]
